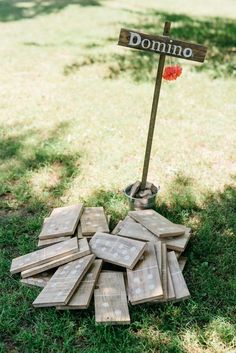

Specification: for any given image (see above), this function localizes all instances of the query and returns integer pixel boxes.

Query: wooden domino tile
[168,251,190,301]
[118,221,157,243]
[38,236,71,249]
[80,207,109,236]
[10,237,79,274]
[164,228,191,252]
[20,272,53,288]
[33,254,95,307]
[161,243,168,300]
[21,238,90,278]
[90,232,147,270]
[94,271,130,325]
[39,204,83,239]
[178,257,187,271]
[57,259,103,310]
[127,242,163,304]
[128,210,185,238]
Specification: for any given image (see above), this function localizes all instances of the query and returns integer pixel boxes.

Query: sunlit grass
[0,1,235,352]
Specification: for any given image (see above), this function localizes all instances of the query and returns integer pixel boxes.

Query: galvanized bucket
[124,184,159,211]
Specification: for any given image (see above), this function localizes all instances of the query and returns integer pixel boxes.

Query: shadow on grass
[0,0,102,22]
[65,10,236,80]
[0,172,235,352]
[0,121,82,214]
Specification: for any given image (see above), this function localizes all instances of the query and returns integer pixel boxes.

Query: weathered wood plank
[118,28,207,63]
[178,256,187,271]
[21,238,90,278]
[129,181,141,197]
[90,232,146,270]
[77,222,83,239]
[39,204,83,239]
[94,271,130,324]
[118,221,157,243]
[168,251,190,300]
[20,272,52,288]
[80,207,109,236]
[128,210,185,238]
[127,242,163,304]
[57,259,103,310]
[111,216,136,235]
[38,236,71,249]
[161,243,168,300]
[164,228,191,252]
[10,237,79,274]
[33,254,95,307]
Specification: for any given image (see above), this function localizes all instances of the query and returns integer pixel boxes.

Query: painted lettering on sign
[129,31,193,59]
[118,28,207,63]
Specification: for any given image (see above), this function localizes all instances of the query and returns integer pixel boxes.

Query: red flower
[163,65,182,81]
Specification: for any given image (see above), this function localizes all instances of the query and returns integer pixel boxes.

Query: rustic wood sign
[118,23,208,190]
[118,28,207,63]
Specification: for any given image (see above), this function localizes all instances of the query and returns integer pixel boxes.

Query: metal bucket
[124,184,159,211]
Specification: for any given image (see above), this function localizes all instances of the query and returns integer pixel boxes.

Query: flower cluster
[162,65,182,81]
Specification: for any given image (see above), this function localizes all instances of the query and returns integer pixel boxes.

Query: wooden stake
[140,22,171,190]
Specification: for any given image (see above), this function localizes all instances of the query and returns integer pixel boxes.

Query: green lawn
[0,1,236,352]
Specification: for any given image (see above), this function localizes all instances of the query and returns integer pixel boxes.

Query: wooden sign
[39,204,83,240]
[33,254,95,307]
[118,23,208,189]
[90,232,147,269]
[127,242,163,304]
[94,271,130,325]
[10,237,79,274]
[118,28,207,63]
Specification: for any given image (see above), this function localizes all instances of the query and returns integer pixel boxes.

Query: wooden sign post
[118,22,207,192]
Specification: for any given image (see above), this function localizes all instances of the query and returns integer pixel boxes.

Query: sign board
[118,28,207,63]
[117,23,208,190]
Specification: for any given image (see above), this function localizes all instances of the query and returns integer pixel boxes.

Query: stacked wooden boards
[11,206,191,325]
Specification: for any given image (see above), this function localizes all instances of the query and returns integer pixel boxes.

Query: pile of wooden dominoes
[10,204,191,325]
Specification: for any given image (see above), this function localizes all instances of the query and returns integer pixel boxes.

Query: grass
[0,0,235,352]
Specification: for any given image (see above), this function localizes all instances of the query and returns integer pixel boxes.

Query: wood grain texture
[127,242,163,304]
[39,204,83,239]
[80,207,109,236]
[57,259,103,310]
[168,251,190,300]
[90,232,147,270]
[33,254,95,307]
[10,237,79,274]
[164,228,191,252]
[37,236,71,249]
[21,238,90,278]
[129,181,141,197]
[111,216,136,235]
[118,221,157,243]
[129,210,184,238]
[94,271,130,325]
[154,240,162,272]
[20,272,52,288]
[118,28,207,63]
[153,265,175,302]
[77,223,83,239]
[178,256,187,271]
[161,243,168,300]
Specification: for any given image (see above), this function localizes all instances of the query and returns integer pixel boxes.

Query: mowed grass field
[0,1,236,352]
